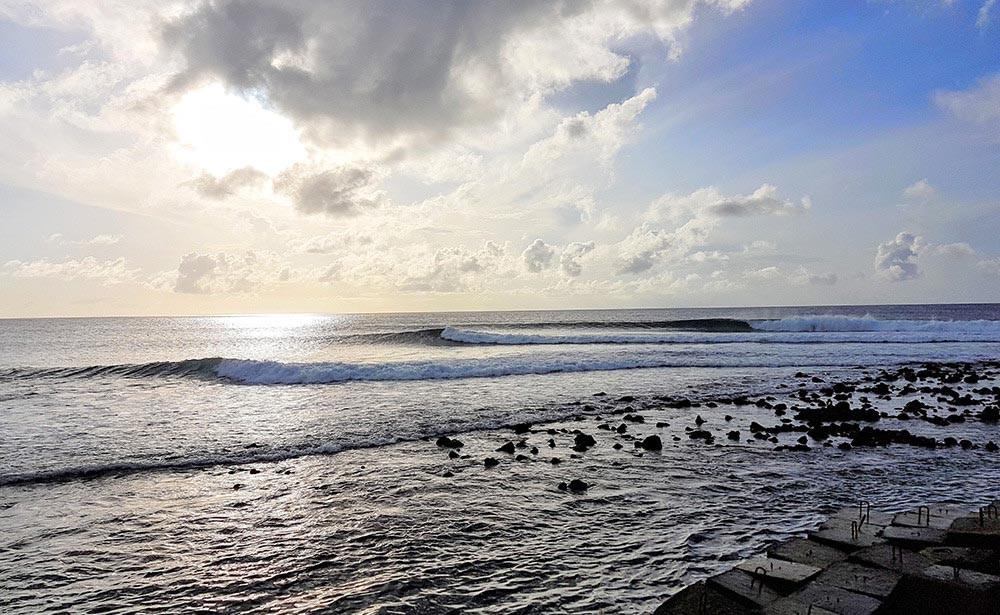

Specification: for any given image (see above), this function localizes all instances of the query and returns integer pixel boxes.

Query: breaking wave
[753,315,1000,333]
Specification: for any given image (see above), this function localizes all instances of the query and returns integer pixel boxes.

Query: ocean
[2,304,999,613]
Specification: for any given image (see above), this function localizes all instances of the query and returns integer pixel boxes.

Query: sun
[171,82,307,177]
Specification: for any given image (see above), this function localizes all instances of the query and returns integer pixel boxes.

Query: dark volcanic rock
[436,436,464,449]
[483,457,499,468]
[688,430,714,443]
[512,423,532,434]
[727,430,740,441]
[640,435,663,451]
[985,441,998,452]
[496,441,516,454]
[568,478,589,493]
[573,432,597,451]
[795,401,879,423]
[979,405,1000,422]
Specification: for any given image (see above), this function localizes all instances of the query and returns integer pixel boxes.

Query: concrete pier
[654,500,1000,614]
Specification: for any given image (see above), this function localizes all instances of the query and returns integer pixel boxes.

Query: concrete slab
[653,581,755,615]
[884,564,1000,615]
[708,568,784,609]
[882,524,947,548]
[919,545,1000,576]
[813,561,901,599]
[734,557,822,590]
[810,521,884,551]
[947,516,1000,550]
[779,583,882,615]
[764,598,839,615]
[769,537,848,568]
[848,544,932,576]
[892,505,966,530]
[830,505,894,528]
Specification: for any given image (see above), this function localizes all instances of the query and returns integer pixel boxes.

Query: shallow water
[1,305,999,613]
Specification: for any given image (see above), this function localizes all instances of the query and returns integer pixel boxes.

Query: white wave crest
[753,315,1000,333]
[212,355,846,385]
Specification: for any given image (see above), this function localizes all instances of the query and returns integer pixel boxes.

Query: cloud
[160,0,746,154]
[935,73,1000,129]
[274,164,386,216]
[902,178,936,200]
[46,233,124,246]
[978,257,1000,275]
[2,256,137,285]
[621,184,808,274]
[700,184,810,217]
[172,250,287,294]
[928,242,975,258]
[977,0,996,28]
[189,166,267,199]
[522,239,556,273]
[397,242,508,292]
[560,241,595,276]
[805,272,838,285]
[296,233,374,254]
[874,231,923,281]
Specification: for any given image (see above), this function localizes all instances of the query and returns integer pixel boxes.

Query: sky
[0,0,998,317]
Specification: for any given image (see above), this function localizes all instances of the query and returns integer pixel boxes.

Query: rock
[640,435,663,451]
[530,446,538,455]
[695,415,705,426]
[573,432,597,451]
[837,442,852,450]
[441,471,454,478]
[496,441,516,454]
[724,415,733,421]
[616,423,628,434]
[623,413,645,423]
[797,435,808,445]
[568,478,589,493]
[515,454,530,461]
[985,441,998,452]
[612,443,623,450]
[248,468,260,475]
[550,457,562,464]
[655,421,669,428]
[436,436,464,449]
[727,430,740,441]
[688,430,714,442]
[979,405,999,422]
[448,450,459,459]
[557,482,567,490]
[483,457,500,468]
[960,439,974,450]
[232,483,244,490]
[547,438,556,448]
[513,423,532,434]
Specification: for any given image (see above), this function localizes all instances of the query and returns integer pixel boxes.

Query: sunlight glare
[172,83,306,176]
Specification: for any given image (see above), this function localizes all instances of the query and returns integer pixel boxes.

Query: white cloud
[929,242,975,258]
[2,256,137,285]
[46,233,124,246]
[171,251,288,294]
[189,167,268,199]
[522,239,556,273]
[935,74,1000,129]
[874,232,923,281]
[560,241,596,277]
[977,0,996,28]
[978,257,1000,275]
[902,178,936,200]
